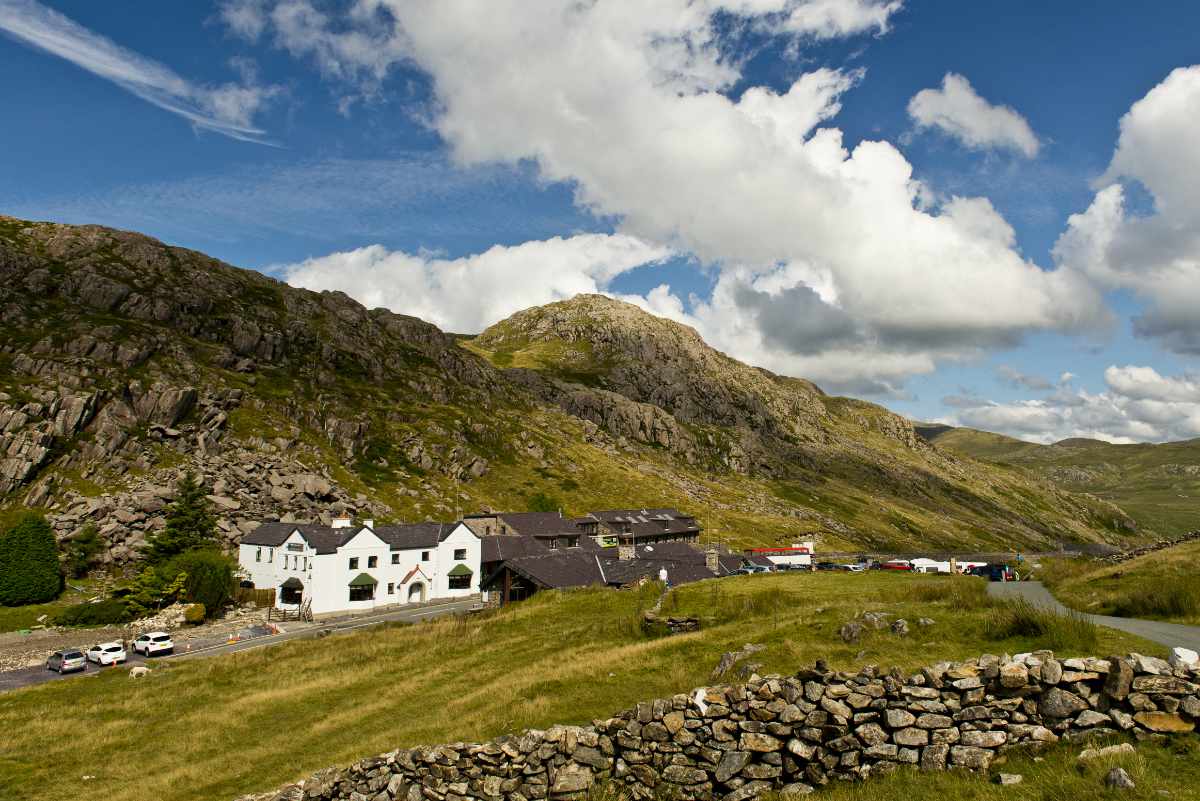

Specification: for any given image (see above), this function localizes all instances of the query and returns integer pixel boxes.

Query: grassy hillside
[1039,539,1200,625]
[918,425,1200,537]
[0,573,1163,801]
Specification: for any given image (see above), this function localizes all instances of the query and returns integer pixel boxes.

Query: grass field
[1039,541,1200,625]
[0,573,1168,801]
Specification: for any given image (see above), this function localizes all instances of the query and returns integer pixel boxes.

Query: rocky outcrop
[235,650,1199,801]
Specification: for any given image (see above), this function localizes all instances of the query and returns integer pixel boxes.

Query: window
[348,585,374,602]
[368,556,378,568]
[303,557,308,571]
[391,553,400,565]
[268,549,273,563]
[448,574,472,590]
[500,525,507,535]
[421,551,430,562]
[453,548,467,560]
[548,540,558,550]
[387,583,395,595]
[287,543,303,552]
[255,548,262,563]
[349,557,359,570]
[567,537,579,548]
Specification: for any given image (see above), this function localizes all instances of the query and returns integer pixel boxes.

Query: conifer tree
[143,472,216,564]
[0,513,62,606]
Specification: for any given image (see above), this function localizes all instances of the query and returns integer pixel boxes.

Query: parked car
[843,563,866,573]
[736,564,772,575]
[85,642,127,666]
[880,560,913,571]
[46,649,86,674]
[133,631,174,656]
[966,563,1016,581]
[813,561,839,571]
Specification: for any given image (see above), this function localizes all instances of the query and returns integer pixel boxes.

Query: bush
[183,603,206,625]
[161,550,236,618]
[984,598,1098,652]
[527,492,561,513]
[0,513,62,606]
[56,598,132,627]
[64,524,104,578]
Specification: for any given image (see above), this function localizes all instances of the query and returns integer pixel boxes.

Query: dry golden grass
[0,574,1165,801]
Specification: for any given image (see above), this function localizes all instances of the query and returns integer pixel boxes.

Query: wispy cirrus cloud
[0,0,278,143]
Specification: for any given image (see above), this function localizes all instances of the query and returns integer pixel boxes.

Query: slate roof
[585,508,702,538]
[484,540,740,591]
[496,511,579,537]
[480,534,551,564]
[241,521,465,555]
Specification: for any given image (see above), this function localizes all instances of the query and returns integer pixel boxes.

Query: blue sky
[3,1,1200,444]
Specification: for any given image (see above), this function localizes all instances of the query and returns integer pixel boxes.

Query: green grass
[776,732,1200,801]
[1039,542,1200,625]
[983,598,1099,653]
[0,573,1164,801]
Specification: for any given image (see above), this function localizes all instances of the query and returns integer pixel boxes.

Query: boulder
[1133,712,1195,733]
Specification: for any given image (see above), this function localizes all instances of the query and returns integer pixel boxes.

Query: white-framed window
[368,556,378,568]
[255,548,262,562]
[268,548,273,563]
[349,585,373,602]
[453,548,467,560]
[349,557,359,570]
[391,553,400,565]
[387,583,395,595]
[421,551,429,562]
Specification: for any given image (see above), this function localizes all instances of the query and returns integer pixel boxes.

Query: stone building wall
[237,650,1199,801]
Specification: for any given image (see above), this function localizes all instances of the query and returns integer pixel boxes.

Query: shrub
[161,550,236,618]
[984,598,1098,652]
[64,524,104,578]
[56,598,131,627]
[0,513,62,606]
[184,603,206,625]
[527,492,561,513]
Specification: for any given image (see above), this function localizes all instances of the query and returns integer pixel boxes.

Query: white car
[85,642,127,666]
[132,631,174,657]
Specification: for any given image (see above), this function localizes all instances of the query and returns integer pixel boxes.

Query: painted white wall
[237,522,483,617]
[431,522,482,598]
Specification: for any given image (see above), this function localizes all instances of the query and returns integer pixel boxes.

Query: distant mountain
[916,424,1200,537]
[0,215,1141,568]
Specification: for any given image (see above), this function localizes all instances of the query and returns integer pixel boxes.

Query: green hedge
[0,514,62,606]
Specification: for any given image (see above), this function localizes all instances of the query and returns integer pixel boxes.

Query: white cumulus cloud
[0,0,278,143]
[233,0,1109,395]
[280,234,672,334]
[1054,65,1200,355]
[908,73,1040,157]
[946,366,1200,444]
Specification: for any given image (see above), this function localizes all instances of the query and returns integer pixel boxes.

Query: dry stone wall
[237,650,1200,801]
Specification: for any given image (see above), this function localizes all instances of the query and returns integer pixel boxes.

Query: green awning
[446,563,474,577]
[280,577,304,590]
[348,572,378,587]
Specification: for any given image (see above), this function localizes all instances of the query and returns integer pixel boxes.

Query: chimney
[705,548,719,574]
[332,517,353,529]
[618,543,636,561]
[362,519,375,530]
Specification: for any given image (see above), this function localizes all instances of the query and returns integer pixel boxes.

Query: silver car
[46,649,87,674]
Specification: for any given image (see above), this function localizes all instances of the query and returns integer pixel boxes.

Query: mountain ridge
[0,215,1142,565]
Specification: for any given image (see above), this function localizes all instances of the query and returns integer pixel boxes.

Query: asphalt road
[988,580,1200,653]
[0,596,480,694]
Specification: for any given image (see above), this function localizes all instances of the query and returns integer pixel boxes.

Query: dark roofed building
[584,508,701,546]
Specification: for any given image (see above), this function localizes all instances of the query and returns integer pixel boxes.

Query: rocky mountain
[916,424,1200,537]
[0,215,1141,568]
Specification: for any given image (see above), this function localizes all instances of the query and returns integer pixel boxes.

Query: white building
[748,542,815,569]
[238,518,481,617]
